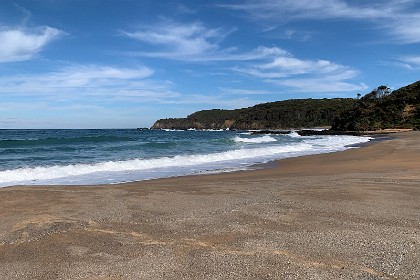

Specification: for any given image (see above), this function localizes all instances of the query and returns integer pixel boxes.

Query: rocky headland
[151,81,420,133]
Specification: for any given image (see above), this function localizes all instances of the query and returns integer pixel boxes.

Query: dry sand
[0,132,419,280]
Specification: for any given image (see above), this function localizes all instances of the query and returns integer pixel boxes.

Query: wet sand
[0,132,419,279]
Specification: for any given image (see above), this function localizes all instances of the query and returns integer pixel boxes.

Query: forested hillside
[152,98,356,130]
[152,81,420,131]
[332,81,420,131]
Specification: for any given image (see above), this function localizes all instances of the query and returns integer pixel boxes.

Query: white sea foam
[162,129,184,132]
[203,129,225,131]
[303,135,372,148]
[0,143,307,186]
[0,134,371,187]
[234,135,277,143]
[288,131,301,138]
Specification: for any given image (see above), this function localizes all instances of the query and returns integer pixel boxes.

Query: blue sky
[1,0,420,128]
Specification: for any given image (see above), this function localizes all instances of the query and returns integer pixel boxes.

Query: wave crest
[233,135,277,143]
[0,143,311,186]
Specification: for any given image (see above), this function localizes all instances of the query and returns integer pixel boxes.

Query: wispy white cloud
[397,56,420,69]
[122,21,227,60]
[0,64,260,109]
[221,0,420,44]
[221,0,386,21]
[233,53,366,92]
[259,57,349,77]
[268,78,368,93]
[0,26,64,63]
[2,64,152,87]
[122,19,364,93]
[122,20,291,61]
[0,64,164,100]
[385,15,420,43]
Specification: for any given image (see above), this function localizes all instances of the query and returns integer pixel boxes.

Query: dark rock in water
[296,130,365,136]
[251,129,369,136]
[295,129,403,136]
[250,130,291,135]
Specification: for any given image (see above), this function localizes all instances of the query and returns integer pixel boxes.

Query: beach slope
[1,132,419,279]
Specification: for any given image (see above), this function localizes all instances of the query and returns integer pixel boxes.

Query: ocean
[0,129,371,187]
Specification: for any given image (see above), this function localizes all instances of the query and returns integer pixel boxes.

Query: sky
[1,0,420,128]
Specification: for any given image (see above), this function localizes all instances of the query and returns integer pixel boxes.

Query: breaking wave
[233,135,277,143]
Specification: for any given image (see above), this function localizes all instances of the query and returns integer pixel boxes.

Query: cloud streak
[0,64,177,106]
[221,0,420,44]
[0,64,260,109]
[385,15,420,43]
[397,56,420,69]
[0,26,64,63]
[122,20,292,62]
[0,64,155,95]
[232,52,367,92]
[122,19,365,93]
[221,0,387,21]
[122,21,229,60]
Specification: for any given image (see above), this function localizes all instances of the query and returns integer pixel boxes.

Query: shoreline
[1,131,419,279]
[1,131,376,189]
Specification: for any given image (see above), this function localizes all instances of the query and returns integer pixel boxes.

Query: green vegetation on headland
[152,98,355,130]
[332,81,420,131]
[151,80,420,132]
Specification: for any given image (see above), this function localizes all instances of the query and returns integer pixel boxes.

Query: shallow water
[0,129,371,187]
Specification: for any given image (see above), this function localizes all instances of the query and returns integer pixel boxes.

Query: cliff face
[151,98,356,130]
[151,119,221,130]
[152,118,194,130]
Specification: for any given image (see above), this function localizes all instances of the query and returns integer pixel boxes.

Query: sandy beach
[0,131,419,280]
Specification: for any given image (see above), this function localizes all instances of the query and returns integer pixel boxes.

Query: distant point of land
[151,80,420,134]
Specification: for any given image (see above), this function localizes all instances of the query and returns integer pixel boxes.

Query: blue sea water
[0,129,371,187]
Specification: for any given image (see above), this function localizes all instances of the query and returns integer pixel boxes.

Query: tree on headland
[375,85,391,99]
